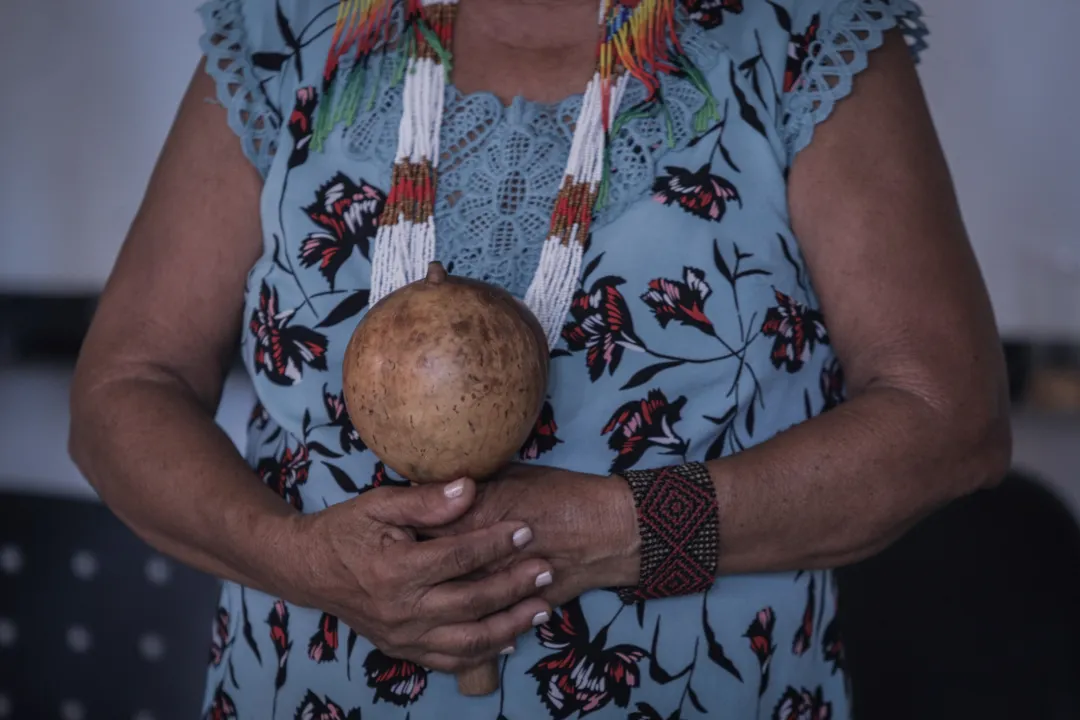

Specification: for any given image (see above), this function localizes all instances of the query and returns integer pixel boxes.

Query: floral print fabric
[197,0,926,717]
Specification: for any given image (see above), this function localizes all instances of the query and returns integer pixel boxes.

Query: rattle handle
[456,659,500,696]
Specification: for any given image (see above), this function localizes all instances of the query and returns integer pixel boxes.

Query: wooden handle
[456,660,500,696]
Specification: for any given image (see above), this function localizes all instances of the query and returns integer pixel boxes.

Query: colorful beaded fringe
[315,0,715,346]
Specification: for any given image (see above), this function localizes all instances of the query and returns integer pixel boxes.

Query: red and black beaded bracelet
[615,462,720,604]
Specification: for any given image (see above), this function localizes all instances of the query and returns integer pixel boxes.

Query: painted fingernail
[535,571,553,588]
[499,645,515,655]
[532,611,550,626]
[444,479,466,499]
[512,526,533,549]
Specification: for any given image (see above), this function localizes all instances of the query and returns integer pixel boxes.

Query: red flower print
[681,0,742,29]
[519,401,562,460]
[822,616,844,675]
[308,612,339,663]
[257,444,310,511]
[641,267,716,335]
[527,599,647,719]
[268,599,291,693]
[363,649,428,706]
[206,682,237,720]
[820,358,844,410]
[209,607,230,667]
[563,276,644,382]
[772,686,832,720]
[322,385,366,453]
[784,14,821,92]
[299,173,385,289]
[792,575,815,656]
[293,690,360,720]
[745,607,776,698]
[287,87,318,169]
[760,290,829,373]
[250,281,329,385]
[602,390,688,474]
[653,165,741,222]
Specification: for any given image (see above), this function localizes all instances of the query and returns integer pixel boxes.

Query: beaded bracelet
[615,462,720,604]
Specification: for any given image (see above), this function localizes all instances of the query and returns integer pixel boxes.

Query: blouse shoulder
[773,0,929,162]
[197,0,329,176]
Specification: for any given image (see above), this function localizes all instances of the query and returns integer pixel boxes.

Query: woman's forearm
[69,370,305,600]
[703,383,1010,575]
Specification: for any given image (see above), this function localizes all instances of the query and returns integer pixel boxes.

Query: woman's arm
[699,30,1010,574]
[429,31,1010,595]
[70,62,300,594]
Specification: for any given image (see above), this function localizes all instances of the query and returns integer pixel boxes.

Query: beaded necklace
[314,0,716,346]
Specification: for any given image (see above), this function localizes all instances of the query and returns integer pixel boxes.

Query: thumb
[367,478,476,528]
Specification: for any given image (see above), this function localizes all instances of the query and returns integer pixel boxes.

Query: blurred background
[0,0,1078,718]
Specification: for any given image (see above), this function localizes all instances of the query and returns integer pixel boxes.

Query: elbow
[937,378,1013,498]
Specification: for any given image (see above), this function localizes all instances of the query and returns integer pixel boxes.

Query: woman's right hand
[289,477,553,672]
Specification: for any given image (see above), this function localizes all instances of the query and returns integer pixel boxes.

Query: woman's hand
[289,478,555,672]
[426,466,640,606]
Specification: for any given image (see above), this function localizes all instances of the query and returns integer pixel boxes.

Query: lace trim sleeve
[782,0,929,162]
[198,0,282,177]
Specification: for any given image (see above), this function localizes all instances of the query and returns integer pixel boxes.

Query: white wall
[0,0,1077,338]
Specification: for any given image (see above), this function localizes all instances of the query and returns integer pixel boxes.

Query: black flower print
[822,616,844,675]
[322,385,366,453]
[760,290,829,373]
[784,14,821,93]
[602,390,688,474]
[642,267,716,335]
[528,599,647,719]
[820,358,844,410]
[287,87,318,169]
[303,612,342,665]
[293,689,361,720]
[745,607,776,698]
[772,685,832,720]
[257,444,311,511]
[268,600,292,703]
[792,575,815,656]
[206,681,238,720]
[629,701,681,720]
[299,173,385,289]
[209,607,230,667]
[563,276,644,382]
[307,612,339,663]
[682,0,743,29]
[653,165,741,222]
[250,281,329,385]
[520,401,562,460]
[363,649,428,706]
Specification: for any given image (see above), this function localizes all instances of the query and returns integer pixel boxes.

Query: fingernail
[531,611,550,626]
[499,645,515,655]
[443,479,466,499]
[511,526,533,549]
[535,571,553,588]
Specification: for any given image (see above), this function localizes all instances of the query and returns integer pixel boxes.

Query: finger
[421,596,552,658]
[404,521,533,584]
[367,479,476,528]
[422,558,554,624]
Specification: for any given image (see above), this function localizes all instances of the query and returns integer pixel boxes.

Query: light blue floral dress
[197,1,927,718]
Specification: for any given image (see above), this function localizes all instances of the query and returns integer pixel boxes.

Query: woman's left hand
[425,465,640,606]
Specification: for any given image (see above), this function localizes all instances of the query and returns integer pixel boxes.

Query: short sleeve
[198,0,295,177]
[780,0,929,162]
